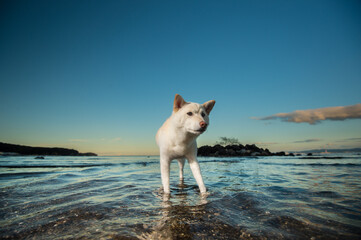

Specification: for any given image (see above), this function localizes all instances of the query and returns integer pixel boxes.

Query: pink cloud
[255,103,361,124]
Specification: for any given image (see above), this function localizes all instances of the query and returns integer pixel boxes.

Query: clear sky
[1,0,360,155]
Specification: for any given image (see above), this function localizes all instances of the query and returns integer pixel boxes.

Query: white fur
[156,94,215,194]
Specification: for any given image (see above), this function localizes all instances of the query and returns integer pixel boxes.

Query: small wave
[299,156,352,159]
[0,163,114,168]
[312,191,342,198]
[200,159,246,164]
[0,161,159,169]
[260,162,361,167]
[0,171,54,178]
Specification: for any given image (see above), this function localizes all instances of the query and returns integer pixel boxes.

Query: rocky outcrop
[0,142,97,156]
[198,144,290,157]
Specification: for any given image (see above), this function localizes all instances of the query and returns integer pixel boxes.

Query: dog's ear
[203,100,216,115]
[173,94,187,112]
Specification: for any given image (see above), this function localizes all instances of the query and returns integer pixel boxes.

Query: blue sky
[1,0,360,155]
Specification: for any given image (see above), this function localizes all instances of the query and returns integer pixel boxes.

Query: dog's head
[172,94,215,135]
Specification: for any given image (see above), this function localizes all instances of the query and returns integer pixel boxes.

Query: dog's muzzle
[197,121,208,133]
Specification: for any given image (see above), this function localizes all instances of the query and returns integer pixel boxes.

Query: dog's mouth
[189,128,207,135]
[197,128,206,133]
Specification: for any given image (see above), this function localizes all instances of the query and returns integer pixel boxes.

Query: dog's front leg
[177,158,185,181]
[187,155,206,193]
[160,155,171,194]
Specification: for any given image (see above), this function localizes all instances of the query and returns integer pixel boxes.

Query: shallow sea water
[1,154,361,239]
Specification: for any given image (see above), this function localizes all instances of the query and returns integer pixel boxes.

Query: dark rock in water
[0,142,97,156]
[245,144,259,152]
[35,156,45,159]
[251,151,261,156]
[78,152,97,156]
[307,153,313,156]
[198,143,275,157]
[288,153,295,157]
[226,149,236,156]
[274,151,286,156]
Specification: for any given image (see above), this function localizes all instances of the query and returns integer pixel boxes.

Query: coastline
[198,144,291,157]
[0,142,97,156]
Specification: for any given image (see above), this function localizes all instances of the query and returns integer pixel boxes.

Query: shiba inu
[156,94,215,194]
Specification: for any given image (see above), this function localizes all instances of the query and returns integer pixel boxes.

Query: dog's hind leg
[177,158,185,181]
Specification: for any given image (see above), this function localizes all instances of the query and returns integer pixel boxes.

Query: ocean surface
[1,154,361,239]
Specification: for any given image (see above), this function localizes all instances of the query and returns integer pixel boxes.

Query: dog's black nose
[199,121,207,128]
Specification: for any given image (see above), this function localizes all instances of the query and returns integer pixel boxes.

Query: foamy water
[1,154,361,239]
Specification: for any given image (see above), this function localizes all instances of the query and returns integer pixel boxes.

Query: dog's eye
[187,112,193,116]
[201,112,205,117]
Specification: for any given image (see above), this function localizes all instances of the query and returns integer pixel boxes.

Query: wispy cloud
[335,137,361,143]
[293,139,321,143]
[254,103,361,124]
[343,137,361,142]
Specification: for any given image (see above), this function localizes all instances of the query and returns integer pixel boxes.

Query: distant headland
[198,144,361,157]
[198,144,290,157]
[0,142,97,156]
[197,137,291,157]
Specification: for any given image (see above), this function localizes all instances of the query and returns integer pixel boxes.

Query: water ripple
[1,155,360,239]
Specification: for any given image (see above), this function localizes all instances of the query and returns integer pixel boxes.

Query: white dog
[156,94,215,194]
